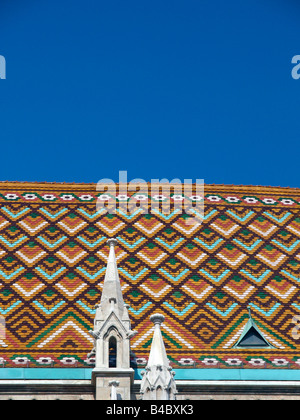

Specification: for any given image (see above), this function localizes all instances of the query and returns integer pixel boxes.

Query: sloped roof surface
[0,182,299,369]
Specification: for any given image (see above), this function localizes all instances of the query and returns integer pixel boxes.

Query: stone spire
[90,238,136,400]
[140,314,177,400]
[109,380,119,400]
[99,238,127,320]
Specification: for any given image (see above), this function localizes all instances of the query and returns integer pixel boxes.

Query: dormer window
[233,306,275,349]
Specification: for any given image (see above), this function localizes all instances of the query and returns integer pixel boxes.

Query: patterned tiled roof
[0,182,299,369]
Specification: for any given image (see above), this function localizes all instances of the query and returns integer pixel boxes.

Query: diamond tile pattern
[0,182,299,369]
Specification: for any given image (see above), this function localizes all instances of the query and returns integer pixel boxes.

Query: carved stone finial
[109,380,120,387]
[109,380,120,400]
[150,314,165,326]
[107,238,118,248]
[140,314,177,400]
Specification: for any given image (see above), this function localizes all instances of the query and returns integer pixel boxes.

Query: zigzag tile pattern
[0,182,299,368]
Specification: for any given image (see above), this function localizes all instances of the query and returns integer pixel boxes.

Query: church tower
[90,238,136,400]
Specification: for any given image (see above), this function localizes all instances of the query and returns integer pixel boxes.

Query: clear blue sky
[0,0,299,187]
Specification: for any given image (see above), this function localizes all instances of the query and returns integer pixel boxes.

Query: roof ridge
[0,180,298,191]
